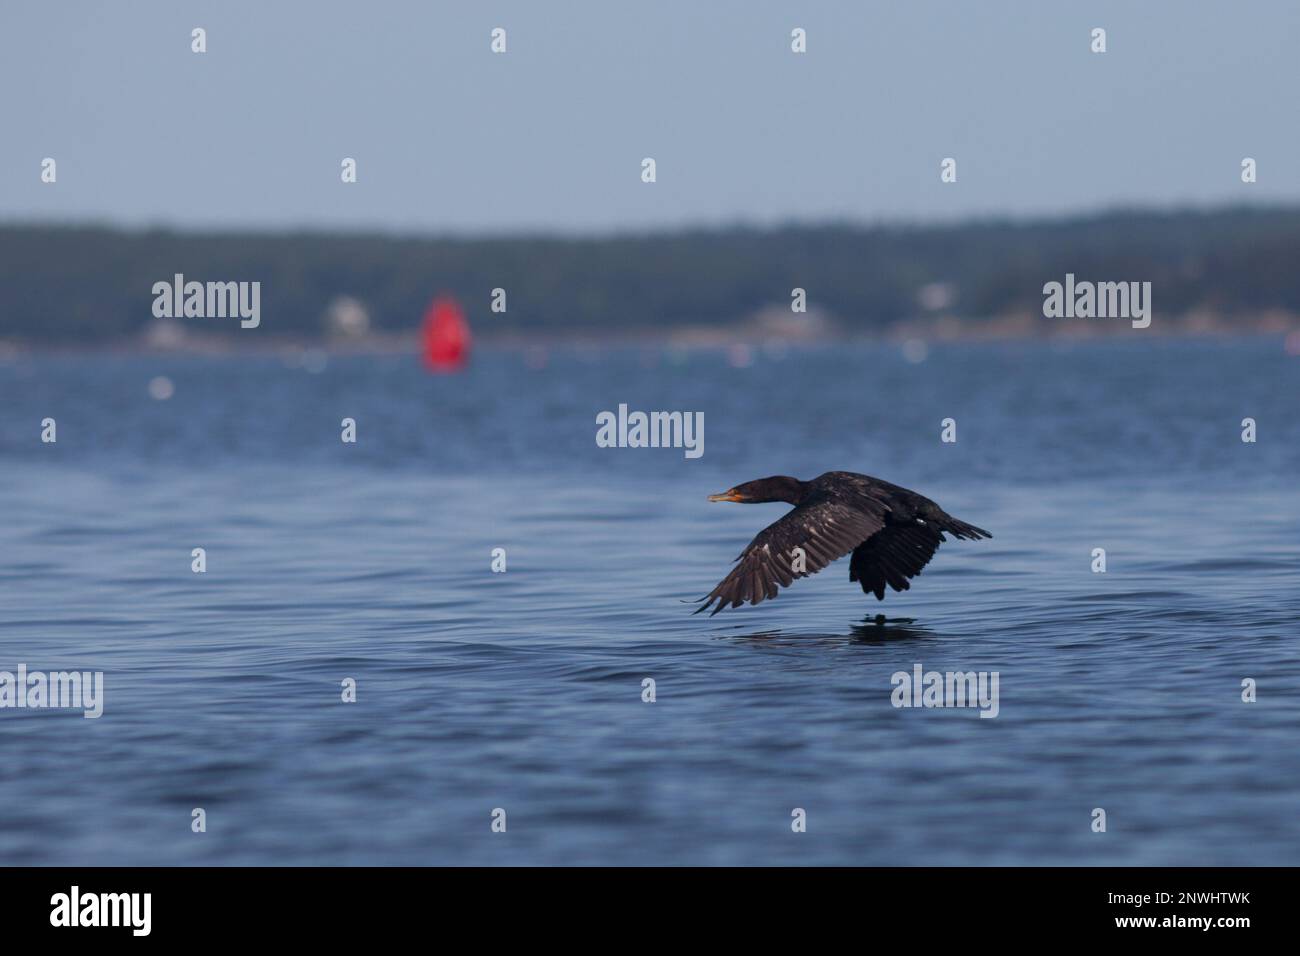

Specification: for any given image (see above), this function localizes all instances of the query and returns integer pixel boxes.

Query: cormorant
[695,471,991,615]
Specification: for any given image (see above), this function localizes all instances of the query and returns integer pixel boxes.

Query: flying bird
[695,471,991,615]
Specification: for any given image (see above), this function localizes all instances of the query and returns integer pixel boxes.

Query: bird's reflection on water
[720,614,935,648]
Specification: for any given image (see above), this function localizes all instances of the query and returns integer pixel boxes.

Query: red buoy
[421,296,470,371]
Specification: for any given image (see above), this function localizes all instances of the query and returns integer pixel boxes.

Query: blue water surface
[0,338,1296,865]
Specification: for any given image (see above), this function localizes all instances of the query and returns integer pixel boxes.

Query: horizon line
[2,199,1297,243]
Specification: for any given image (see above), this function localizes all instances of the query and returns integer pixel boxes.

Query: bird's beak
[708,490,745,502]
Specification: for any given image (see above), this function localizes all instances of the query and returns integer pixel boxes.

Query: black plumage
[695,471,991,615]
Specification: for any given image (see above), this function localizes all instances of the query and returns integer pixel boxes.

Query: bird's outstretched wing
[694,496,886,615]
[848,514,991,600]
[848,521,944,600]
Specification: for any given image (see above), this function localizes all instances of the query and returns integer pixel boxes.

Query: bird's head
[708,476,808,505]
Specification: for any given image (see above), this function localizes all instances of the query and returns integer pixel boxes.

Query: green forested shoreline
[2,206,1297,342]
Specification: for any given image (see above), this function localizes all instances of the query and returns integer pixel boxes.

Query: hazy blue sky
[2,1,1297,234]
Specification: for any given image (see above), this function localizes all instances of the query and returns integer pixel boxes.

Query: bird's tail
[940,516,992,540]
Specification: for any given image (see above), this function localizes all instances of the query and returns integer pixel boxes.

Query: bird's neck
[780,479,812,505]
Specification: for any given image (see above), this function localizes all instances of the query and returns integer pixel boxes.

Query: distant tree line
[1,206,1298,342]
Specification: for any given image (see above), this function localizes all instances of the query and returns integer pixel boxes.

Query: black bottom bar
[0,867,1275,940]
